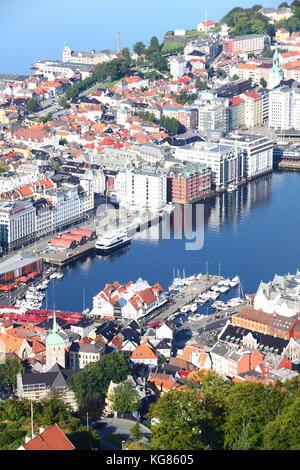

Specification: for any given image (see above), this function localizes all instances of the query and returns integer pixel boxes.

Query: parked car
[91,420,106,429]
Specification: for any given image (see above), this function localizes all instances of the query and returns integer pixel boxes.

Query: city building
[232,306,298,339]
[62,46,118,65]
[92,278,168,320]
[269,80,300,130]
[222,34,267,54]
[174,141,244,190]
[0,253,43,284]
[167,162,212,203]
[197,99,230,132]
[169,56,186,79]
[197,20,215,32]
[0,201,36,251]
[115,168,167,210]
[259,7,293,24]
[229,95,245,130]
[18,424,75,451]
[69,340,106,369]
[45,310,66,371]
[220,133,273,179]
[268,49,284,89]
[254,270,300,318]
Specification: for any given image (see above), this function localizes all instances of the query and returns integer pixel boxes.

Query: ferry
[95,231,132,255]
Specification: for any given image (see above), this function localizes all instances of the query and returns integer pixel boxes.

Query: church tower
[62,45,71,63]
[46,310,65,371]
[269,48,284,89]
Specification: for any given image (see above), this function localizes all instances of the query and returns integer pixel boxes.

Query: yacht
[56,272,63,280]
[95,231,132,255]
[219,285,229,294]
[227,183,238,192]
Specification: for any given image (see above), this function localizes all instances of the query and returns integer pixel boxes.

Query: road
[95,418,150,450]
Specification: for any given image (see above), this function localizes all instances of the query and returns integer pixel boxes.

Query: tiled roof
[22,424,75,450]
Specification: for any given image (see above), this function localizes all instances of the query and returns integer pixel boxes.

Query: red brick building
[167,163,212,203]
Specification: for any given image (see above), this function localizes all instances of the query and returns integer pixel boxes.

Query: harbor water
[43,171,300,313]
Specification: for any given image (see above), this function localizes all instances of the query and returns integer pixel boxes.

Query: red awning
[28,272,39,278]
[18,276,30,283]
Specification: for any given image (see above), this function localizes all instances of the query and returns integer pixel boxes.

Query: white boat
[49,273,57,280]
[219,286,229,294]
[210,291,219,300]
[232,275,239,283]
[227,183,237,192]
[222,279,232,286]
[56,272,63,280]
[189,303,198,312]
[95,231,131,255]
[180,305,190,313]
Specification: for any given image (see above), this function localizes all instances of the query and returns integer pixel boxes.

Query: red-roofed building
[18,424,75,450]
[197,20,215,32]
[130,339,158,366]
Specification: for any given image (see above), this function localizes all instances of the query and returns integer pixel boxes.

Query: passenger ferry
[95,231,132,255]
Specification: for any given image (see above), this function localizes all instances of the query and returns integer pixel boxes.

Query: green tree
[0,161,9,173]
[53,162,61,172]
[4,357,24,393]
[27,99,38,113]
[58,96,69,109]
[121,47,131,61]
[147,36,161,56]
[147,389,210,450]
[260,77,267,88]
[130,421,144,441]
[113,380,141,414]
[263,395,300,450]
[151,52,168,72]
[232,74,239,80]
[59,138,68,146]
[223,381,287,450]
[79,397,104,423]
[133,41,146,56]
[67,352,131,405]
[195,77,208,90]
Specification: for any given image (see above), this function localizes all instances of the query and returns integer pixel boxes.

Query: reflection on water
[44,171,300,312]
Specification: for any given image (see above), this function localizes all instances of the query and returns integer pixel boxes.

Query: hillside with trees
[147,371,300,450]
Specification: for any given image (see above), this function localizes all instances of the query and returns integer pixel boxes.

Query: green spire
[52,308,57,334]
[271,48,283,74]
[46,308,64,345]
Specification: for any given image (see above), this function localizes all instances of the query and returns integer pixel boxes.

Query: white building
[174,142,243,190]
[220,133,273,179]
[254,271,300,318]
[92,278,168,321]
[0,201,36,249]
[170,56,186,79]
[115,168,167,210]
[268,85,291,130]
[269,81,300,130]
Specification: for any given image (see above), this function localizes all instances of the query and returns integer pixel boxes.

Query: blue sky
[1,0,281,75]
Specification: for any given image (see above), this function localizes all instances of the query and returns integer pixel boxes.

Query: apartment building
[197,100,229,132]
[174,142,243,190]
[0,201,36,250]
[221,133,273,180]
[222,34,267,54]
[169,56,186,78]
[167,162,212,203]
[115,168,167,209]
[268,82,300,130]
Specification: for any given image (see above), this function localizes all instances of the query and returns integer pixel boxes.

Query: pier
[139,274,224,326]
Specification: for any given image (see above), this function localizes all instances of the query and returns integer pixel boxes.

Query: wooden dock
[140,274,224,326]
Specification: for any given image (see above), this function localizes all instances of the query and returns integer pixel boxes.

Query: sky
[1,0,282,75]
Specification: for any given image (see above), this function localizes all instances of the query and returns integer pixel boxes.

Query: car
[91,420,106,429]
